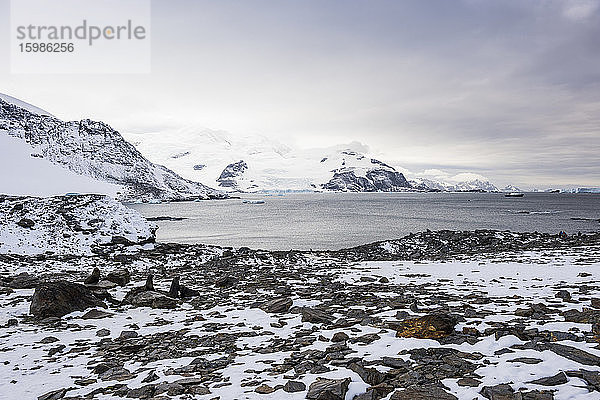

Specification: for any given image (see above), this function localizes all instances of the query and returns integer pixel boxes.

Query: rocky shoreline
[1,230,600,399]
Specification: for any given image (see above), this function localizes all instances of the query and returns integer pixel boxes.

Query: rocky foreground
[1,230,600,400]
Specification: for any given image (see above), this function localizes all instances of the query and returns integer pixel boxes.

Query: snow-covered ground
[0,194,156,255]
[1,245,599,399]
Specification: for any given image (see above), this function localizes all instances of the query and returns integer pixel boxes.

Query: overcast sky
[1,0,599,189]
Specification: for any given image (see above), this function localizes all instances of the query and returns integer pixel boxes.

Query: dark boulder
[301,307,335,324]
[306,378,351,400]
[260,297,293,313]
[283,380,306,393]
[480,384,515,400]
[106,269,131,286]
[17,218,35,228]
[30,280,105,319]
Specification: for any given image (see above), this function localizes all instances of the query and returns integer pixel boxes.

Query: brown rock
[393,313,457,339]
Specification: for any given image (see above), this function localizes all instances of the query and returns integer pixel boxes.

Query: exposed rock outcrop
[216,160,248,188]
[30,280,106,319]
[0,98,225,202]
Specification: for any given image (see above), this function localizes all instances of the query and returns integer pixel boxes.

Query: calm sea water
[129,192,600,251]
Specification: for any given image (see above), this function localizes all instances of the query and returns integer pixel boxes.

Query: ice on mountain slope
[0,97,224,201]
[0,134,122,197]
[0,194,156,255]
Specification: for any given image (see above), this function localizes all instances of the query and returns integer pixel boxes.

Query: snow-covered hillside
[0,194,156,255]
[0,95,224,202]
[410,171,499,192]
[0,134,122,197]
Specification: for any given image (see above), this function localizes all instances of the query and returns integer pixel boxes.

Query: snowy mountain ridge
[0,96,225,202]
[0,94,501,195]
[123,126,500,193]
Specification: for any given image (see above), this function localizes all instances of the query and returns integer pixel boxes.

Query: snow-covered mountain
[123,127,415,192]
[0,94,503,195]
[0,95,225,202]
[410,171,499,193]
[502,185,522,193]
[123,126,503,193]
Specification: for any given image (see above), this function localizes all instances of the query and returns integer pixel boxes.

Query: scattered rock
[255,384,276,394]
[99,366,135,381]
[17,218,35,229]
[141,371,159,383]
[81,309,113,319]
[283,380,306,393]
[301,307,335,324]
[331,332,350,342]
[106,269,131,286]
[555,290,571,301]
[119,330,139,339]
[129,291,178,309]
[390,385,458,400]
[37,388,67,400]
[528,372,568,386]
[39,336,59,344]
[457,377,482,387]
[545,343,600,366]
[215,275,237,288]
[306,378,351,400]
[261,297,293,313]
[7,272,40,289]
[480,384,515,399]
